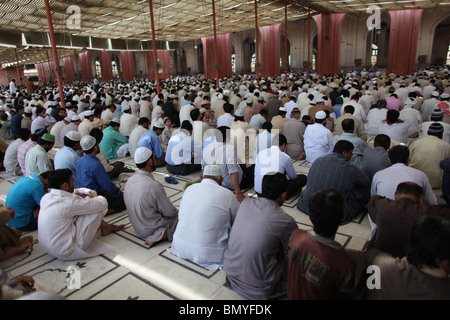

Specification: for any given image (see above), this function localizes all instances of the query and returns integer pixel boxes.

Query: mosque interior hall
[0,0,449,302]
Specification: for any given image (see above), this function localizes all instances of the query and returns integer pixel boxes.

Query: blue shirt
[99,126,128,160]
[137,129,163,159]
[10,113,23,139]
[76,154,120,197]
[54,146,80,187]
[333,104,342,118]
[6,174,45,229]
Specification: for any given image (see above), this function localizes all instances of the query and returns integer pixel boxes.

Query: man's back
[287,229,356,300]
[170,179,239,268]
[371,163,437,204]
[303,123,333,163]
[224,197,297,300]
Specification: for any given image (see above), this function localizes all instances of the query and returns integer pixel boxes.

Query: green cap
[42,133,55,143]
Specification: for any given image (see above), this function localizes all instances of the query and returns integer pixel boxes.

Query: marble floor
[0,154,372,301]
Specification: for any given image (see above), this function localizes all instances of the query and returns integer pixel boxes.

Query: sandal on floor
[165,177,178,184]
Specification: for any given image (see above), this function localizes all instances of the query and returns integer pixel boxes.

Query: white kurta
[303,123,334,163]
[38,188,112,261]
[168,178,239,269]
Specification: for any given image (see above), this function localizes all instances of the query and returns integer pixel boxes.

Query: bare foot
[106,209,116,215]
[0,238,33,260]
[100,221,125,236]
[144,231,168,248]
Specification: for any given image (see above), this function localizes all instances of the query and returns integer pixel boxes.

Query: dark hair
[190,108,200,121]
[387,109,400,123]
[216,126,230,143]
[224,103,234,114]
[388,145,409,164]
[138,117,150,125]
[344,105,355,114]
[47,168,72,190]
[259,109,268,116]
[308,190,344,237]
[341,118,355,132]
[36,106,45,115]
[63,135,79,148]
[373,134,391,150]
[396,182,424,199]
[333,140,354,154]
[39,170,52,180]
[376,99,387,109]
[273,133,287,147]
[89,127,103,144]
[181,120,193,131]
[260,172,288,200]
[17,128,31,141]
[261,121,272,132]
[407,216,450,268]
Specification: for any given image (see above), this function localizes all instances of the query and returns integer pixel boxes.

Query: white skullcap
[218,94,224,100]
[442,93,450,99]
[199,108,207,114]
[24,107,32,113]
[65,130,81,142]
[246,97,253,104]
[64,116,71,122]
[123,104,131,111]
[80,135,97,151]
[154,119,165,129]
[203,164,222,177]
[85,110,94,117]
[71,115,81,121]
[134,147,153,164]
[235,109,244,117]
[431,91,440,97]
[111,118,120,124]
[315,110,326,120]
[279,107,287,112]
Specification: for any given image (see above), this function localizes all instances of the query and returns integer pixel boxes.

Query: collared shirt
[165,131,202,165]
[249,114,266,129]
[54,146,81,187]
[169,178,239,269]
[137,129,164,159]
[25,144,53,176]
[371,163,437,204]
[99,126,128,160]
[303,123,334,163]
[6,174,45,229]
[254,146,297,194]
[76,154,120,197]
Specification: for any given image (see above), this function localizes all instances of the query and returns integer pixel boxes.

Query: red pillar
[259,24,282,78]
[387,9,423,76]
[212,0,219,88]
[313,13,346,76]
[44,0,66,108]
[254,0,259,85]
[148,0,160,94]
[284,0,289,77]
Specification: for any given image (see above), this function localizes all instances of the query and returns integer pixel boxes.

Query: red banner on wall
[313,13,346,76]
[146,50,171,81]
[201,33,232,80]
[120,51,135,81]
[259,23,282,78]
[387,9,423,76]
[79,51,92,82]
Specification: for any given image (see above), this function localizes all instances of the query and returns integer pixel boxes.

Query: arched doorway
[431,16,450,66]
[242,36,255,74]
[280,34,291,73]
[365,19,390,69]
